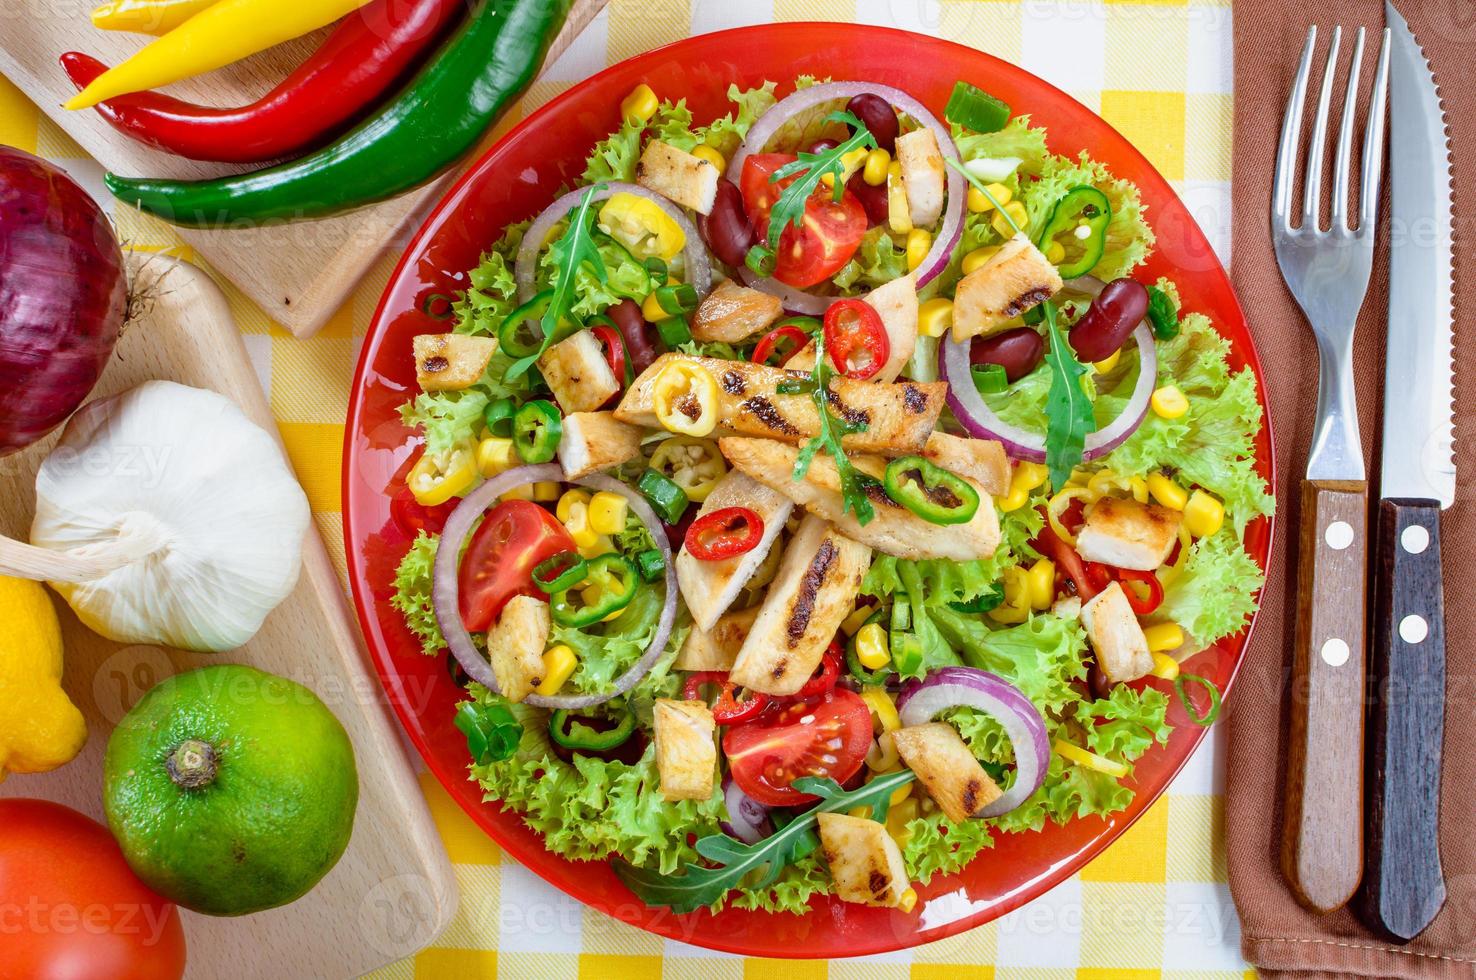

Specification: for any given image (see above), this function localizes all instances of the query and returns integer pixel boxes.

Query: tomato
[739,154,868,289]
[390,486,456,537]
[723,688,872,806]
[0,799,187,980]
[458,499,575,632]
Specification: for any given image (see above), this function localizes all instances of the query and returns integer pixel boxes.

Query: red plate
[344,23,1275,958]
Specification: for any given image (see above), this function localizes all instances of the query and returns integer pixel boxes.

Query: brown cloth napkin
[1226,2,1475,977]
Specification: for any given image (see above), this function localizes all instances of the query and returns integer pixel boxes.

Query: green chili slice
[644,255,669,287]
[634,548,667,583]
[548,703,636,752]
[655,316,692,348]
[655,282,698,316]
[550,554,640,627]
[513,399,562,464]
[882,456,981,525]
[1036,185,1112,279]
[483,397,516,438]
[1174,672,1222,727]
[498,290,555,358]
[532,551,587,594]
[637,468,689,524]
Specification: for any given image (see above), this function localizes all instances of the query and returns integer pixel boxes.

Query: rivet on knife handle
[1360,499,1446,940]
[1281,478,1367,912]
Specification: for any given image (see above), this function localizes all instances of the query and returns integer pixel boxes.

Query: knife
[1362,0,1456,943]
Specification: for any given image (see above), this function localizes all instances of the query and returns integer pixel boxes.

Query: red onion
[939,320,1157,462]
[1,147,126,456]
[729,81,966,311]
[432,465,678,710]
[515,182,711,302]
[895,666,1049,817]
[720,775,772,843]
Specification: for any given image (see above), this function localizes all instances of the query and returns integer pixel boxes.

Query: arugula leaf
[789,329,876,525]
[612,770,914,913]
[1040,302,1097,490]
[454,700,522,765]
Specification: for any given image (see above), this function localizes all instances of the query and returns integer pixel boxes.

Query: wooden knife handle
[1361,498,1447,941]
[1282,478,1367,912]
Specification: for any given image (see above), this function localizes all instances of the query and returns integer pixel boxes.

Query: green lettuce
[390,532,444,657]
[861,503,1043,607]
[583,83,778,184]
[833,226,907,293]
[952,115,1052,176]
[1154,526,1265,646]
[584,118,643,184]
[550,583,687,701]
[399,389,489,455]
[534,233,651,321]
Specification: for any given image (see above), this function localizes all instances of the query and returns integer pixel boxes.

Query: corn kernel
[1184,489,1225,538]
[532,481,561,502]
[1025,558,1056,610]
[841,604,874,636]
[1147,472,1189,510]
[641,291,667,322]
[1149,652,1181,680]
[905,228,932,271]
[476,436,517,477]
[556,488,591,523]
[578,534,616,560]
[991,200,1028,239]
[1144,622,1185,653]
[501,484,534,502]
[961,245,999,275]
[535,645,578,696]
[898,888,919,914]
[1092,349,1121,374]
[889,778,912,807]
[1044,239,1067,264]
[620,83,658,125]
[997,484,1030,512]
[588,490,628,535]
[855,623,891,670]
[862,148,891,186]
[562,501,599,548]
[1151,384,1189,419]
[917,297,953,338]
[690,144,726,174]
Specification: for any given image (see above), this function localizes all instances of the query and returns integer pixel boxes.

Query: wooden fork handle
[1281,478,1367,912]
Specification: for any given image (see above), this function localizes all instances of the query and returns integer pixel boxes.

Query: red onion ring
[895,666,1049,817]
[940,319,1157,462]
[728,81,966,311]
[515,182,711,303]
[431,465,678,710]
[720,775,772,843]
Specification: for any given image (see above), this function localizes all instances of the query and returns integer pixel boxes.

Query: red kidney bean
[698,180,755,269]
[845,94,899,153]
[1068,278,1149,363]
[606,298,658,373]
[1088,659,1114,701]
[970,327,1045,382]
[805,138,839,155]
[845,171,888,226]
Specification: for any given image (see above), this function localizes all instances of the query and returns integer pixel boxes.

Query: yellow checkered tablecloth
[1,1,1251,976]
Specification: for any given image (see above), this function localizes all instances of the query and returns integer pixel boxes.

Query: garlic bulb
[24,381,310,653]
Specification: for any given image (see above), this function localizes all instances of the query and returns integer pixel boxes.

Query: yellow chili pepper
[556,488,592,524]
[1046,487,1092,546]
[599,192,686,260]
[475,436,516,478]
[1025,558,1056,610]
[91,0,220,35]
[1053,738,1129,778]
[649,435,726,501]
[67,0,376,110]
[652,362,719,437]
[861,686,902,735]
[841,604,875,636]
[987,567,1032,624]
[407,442,478,507]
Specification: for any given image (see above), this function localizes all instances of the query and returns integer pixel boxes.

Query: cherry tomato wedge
[683,671,770,725]
[684,506,764,561]
[589,322,628,387]
[458,500,576,632]
[750,323,812,367]
[390,486,457,537]
[796,640,843,697]
[823,298,890,380]
[723,688,872,806]
[1033,521,1102,601]
[739,154,868,289]
[1116,567,1165,615]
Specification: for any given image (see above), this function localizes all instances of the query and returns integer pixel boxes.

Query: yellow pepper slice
[91,0,220,35]
[407,442,478,507]
[598,192,686,261]
[652,363,720,437]
[1053,738,1129,778]
[649,435,727,502]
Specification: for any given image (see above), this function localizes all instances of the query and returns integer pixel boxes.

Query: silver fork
[1272,24,1391,915]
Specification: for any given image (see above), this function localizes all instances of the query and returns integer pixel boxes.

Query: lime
[103,664,358,916]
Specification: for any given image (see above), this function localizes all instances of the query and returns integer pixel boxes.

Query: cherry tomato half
[458,500,575,632]
[723,688,872,806]
[823,299,890,380]
[739,154,868,289]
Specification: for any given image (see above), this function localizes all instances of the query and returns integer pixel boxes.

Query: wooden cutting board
[0,254,456,979]
[0,0,605,338]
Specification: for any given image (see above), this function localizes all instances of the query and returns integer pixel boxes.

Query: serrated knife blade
[1382,0,1456,507]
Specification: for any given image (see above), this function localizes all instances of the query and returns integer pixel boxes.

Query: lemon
[0,576,86,781]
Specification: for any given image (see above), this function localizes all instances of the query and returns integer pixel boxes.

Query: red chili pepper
[822,298,889,380]
[685,507,765,562]
[683,671,770,725]
[590,324,628,387]
[390,486,456,537]
[1034,522,1103,601]
[1116,568,1165,615]
[58,0,463,164]
[796,641,843,697]
[751,324,810,367]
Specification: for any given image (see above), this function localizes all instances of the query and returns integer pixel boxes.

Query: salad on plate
[388,75,1273,915]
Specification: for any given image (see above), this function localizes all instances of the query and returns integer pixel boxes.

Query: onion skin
[0,148,125,456]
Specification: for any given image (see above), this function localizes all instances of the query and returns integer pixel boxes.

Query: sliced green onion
[634,548,667,583]
[745,243,777,278]
[655,283,699,316]
[644,256,669,287]
[637,468,689,524]
[971,363,1009,394]
[945,81,1011,134]
[655,316,692,347]
[482,398,516,438]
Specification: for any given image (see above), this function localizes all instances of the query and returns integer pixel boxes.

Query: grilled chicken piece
[788,274,919,382]
[1081,582,1153,683]
[413,333,497,391]
[919,432,1010,497]
[676,472,793,632]
[816,812,910,908]
[557,411,644,480]
[691,279,783,344]
[895,128,947,228]
[729,516,871,695]
[1075,497,1182,571]
[653,699,717,801]
[636,140,720,214]
[951,233,1063,341]
[891,723,1003,823]
[675,605,759,671]
[718,437,1002,562]
[615,354,946,455]
[486,594,550,703]
[538,330,620,414]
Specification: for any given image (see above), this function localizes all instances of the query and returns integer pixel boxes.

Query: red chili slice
[590,324,628,386]
[684,507,764,561]
[795,641,843,697]
[751,324,811,367]
[683,671,770,725]
[822,298,889,380]
[1116,567,1165,615]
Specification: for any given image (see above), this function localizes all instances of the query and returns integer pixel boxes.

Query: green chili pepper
[513,399,562,464]
[636,468,688,524]
[890,598,911,633]
[103,0,574,226]
[971,363,1009,394]
[882,456,981,525]
[845,609,894,685]
[644,256,669,287]
[890,633,925,677]
[483,397,517,438]
[454,700,522,766]
[548,703,636,752]
[499,291,557,359]
[634,548,666,583]
[1035,185,1112,279]
[655,316,692,348]
[550,554,640,627]
[945,81,1011,134]
[532,551,587,594]
[1174,672,1223,727]
[655,283,699,316]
